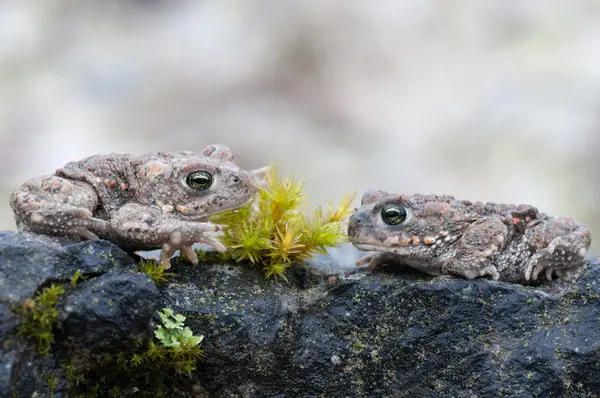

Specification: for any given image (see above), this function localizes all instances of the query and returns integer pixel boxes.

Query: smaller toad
[348,190,591,284]
[10,144,267,268]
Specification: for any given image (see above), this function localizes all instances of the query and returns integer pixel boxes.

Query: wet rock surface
[0,230,599,397]
[0,231,138,305]
[59,272,160,353]
[0,231,158,398]
[173,260,600,397]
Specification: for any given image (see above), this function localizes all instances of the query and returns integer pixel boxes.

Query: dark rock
[0,231,155,398]
[0,231,137,305]
[2,230,600,397]
[160,258,600,398]
[0,302,19,346]
[60,272,159,353]
[0,350,15,398]
[2,346,68,398]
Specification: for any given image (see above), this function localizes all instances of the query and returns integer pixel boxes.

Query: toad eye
[381,204,407,226]
[186,171,213,190]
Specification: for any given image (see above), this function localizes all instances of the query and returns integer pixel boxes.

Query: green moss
[135,308,205,375]
[70,308,204,396]
[137,259,175,286]
[64,360,87,387]
[43,373,58,394]
[350,339,367,354]
[17,284,65,354]
[210,165,354,280]
[193,249,230,264]
[70,269,88,287]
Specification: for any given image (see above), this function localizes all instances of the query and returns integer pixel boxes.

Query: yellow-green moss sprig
[211,165,355,280]
[137,259,175,286]
[70,269,88,287]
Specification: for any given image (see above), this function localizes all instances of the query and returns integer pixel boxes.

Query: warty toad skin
[348,190,591,284]
[10,144,267,268]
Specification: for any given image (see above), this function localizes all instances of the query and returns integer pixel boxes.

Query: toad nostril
[348,222,358,237]
[232,176,240,183]
[348,215,361,237]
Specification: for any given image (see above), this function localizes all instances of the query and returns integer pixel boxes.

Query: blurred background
[0,0,598,253]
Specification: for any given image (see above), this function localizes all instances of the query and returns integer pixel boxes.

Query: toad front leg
[110,203,225,268]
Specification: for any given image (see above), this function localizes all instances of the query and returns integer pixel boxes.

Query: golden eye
[381,204,407,225]
[186,171,213,190]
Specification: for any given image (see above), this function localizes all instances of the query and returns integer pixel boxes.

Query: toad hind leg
[110,203,225,268]
[10,175,110,240]
[524,219,591,282]
[441,217,507,280]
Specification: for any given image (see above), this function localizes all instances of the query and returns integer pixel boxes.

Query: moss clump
[137,259,175,286]
[43,373,58,395]
[118,308,204,376]
[211,165,354,280]
[70,269,89,287]
[70,308,204,397]
[17,284,65,354]
[64,360,86,388]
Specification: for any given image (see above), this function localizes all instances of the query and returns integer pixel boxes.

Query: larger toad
[348,190,592,284]
[10,144,267,267]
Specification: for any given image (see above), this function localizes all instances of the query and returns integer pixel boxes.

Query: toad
[348,190,591,283]
[10,144,267,268]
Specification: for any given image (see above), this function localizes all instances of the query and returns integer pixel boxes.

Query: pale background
[0,0,598,253]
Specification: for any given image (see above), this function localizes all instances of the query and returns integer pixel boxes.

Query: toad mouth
[180,197,255,221]
[353,243,409,254]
